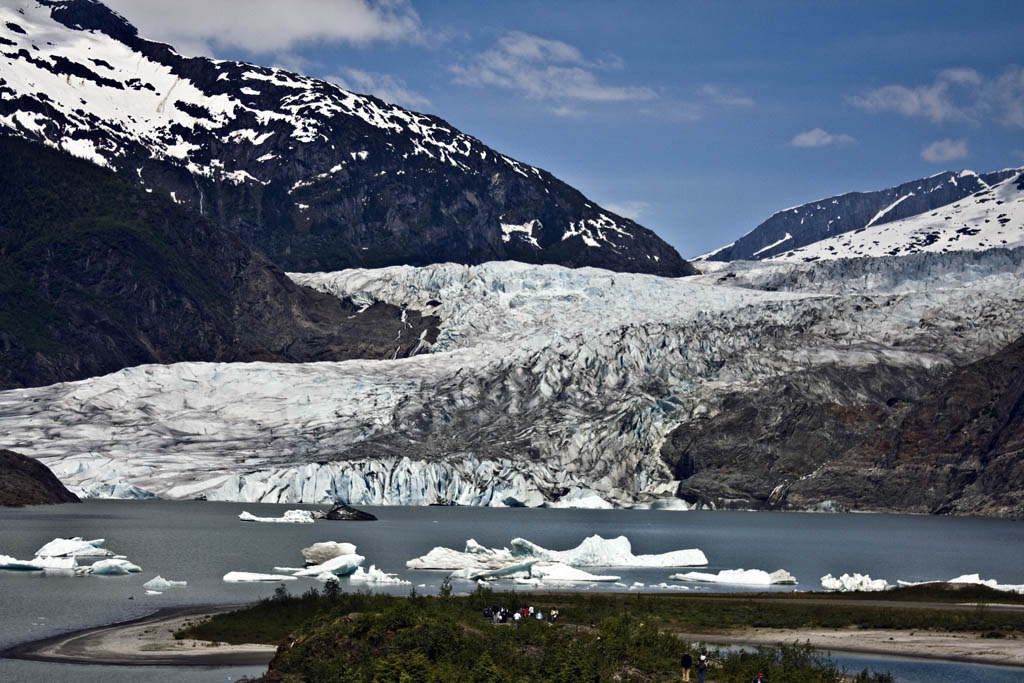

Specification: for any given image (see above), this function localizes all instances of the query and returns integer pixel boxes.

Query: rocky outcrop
[661,334,1024,518]
[0,1,692,277]
[0,449,80,506]
[0,134,438,389]
[318,504,377,521]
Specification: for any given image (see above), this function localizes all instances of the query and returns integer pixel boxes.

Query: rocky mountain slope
[0,449,79,505]
[2,249,1021,516]
[0,0,692,276]
[696,168,1023,262]
[0,134,438,389]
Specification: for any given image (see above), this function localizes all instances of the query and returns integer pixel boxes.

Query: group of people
[483,604,559,626]
[681,651,765,682]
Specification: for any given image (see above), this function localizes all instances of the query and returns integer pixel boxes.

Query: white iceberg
[896,574,1024,594]
[0,555,77,571]
[80,558,142,575]
[546,488,614,509]
[223,571,297,582]
[145,590,163,595]
[293,553,365,577]
[651,582,691,590]
[238,509,315,524]
[302,541,358,565]
[35,537,111,558]
[350,565,411,585]
[143,576,187,590]
[670,568,797,586]
[407,535,706,572]
[821,573,890,592]
[530,563,619,583]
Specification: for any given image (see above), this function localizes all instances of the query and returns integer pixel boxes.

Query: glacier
[1,250,1022,508]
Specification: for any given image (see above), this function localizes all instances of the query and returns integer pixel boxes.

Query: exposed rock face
[0,1,692,277]
[319,504,377,521]
[698,169,1021,262]
[0,449,80,506]
[0,134,438,389]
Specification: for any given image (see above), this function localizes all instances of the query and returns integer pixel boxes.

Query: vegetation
[171,585,970,682]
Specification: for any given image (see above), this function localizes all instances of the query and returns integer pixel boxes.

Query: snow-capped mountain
[2,249,1022,516]
[696,168,1024,263]
[0,0,692,276]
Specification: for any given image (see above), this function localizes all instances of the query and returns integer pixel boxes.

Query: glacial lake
[1,500,1022,682]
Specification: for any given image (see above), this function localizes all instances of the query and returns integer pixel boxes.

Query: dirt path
[1,604,276,667]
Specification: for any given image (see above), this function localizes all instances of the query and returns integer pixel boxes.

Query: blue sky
[107,0,1024,258]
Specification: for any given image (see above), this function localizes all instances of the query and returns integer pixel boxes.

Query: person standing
[681,651,693,681]
[697,654,708,683]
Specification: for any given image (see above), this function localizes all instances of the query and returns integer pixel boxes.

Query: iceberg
[547,488,614,509]
[407,535,706,572]
[530,563,619,583]
[145,590,162,595]
[302,541,358,565]
[0,555,77,571]
[143,576,187,590]
[238,509,316,524]
[35,537,111,558]
[80,558,142,575]
[821,573,890,592]
[669,568,797,586]
[223,571,297,582]
[293,553,365,577]
[896,574,1024,594]
[350,565,411,585]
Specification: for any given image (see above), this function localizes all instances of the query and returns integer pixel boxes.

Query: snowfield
[1,249,1023,506]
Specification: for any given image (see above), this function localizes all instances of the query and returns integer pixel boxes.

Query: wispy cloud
[921,138,969,163]
[326,69,431,109]
[450,31,656,107]
[104,0,426,56]
[697,84,754,107]
[849,65,1024,127]
[790,128,855,148]
[601,200,650,220]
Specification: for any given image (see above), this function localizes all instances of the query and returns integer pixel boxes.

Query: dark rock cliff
[0,449,80,506]
[0,135,438,389]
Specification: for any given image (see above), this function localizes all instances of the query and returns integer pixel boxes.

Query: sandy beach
[1,604,276,667]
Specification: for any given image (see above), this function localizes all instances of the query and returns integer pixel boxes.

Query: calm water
[1,500,1022,682]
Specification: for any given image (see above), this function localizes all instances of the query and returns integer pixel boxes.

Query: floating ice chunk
[669,568,797,586]
[143,576,187,590]
[238,509,315,524]
[510,535,707,567]
[450,560,537,581]
[273,567,306,574]
[406,540,516,571]
[821,572,890,592]
[293,553,365,577]
[547,488,614,509]
[0,555,44,571]
[350,565,411,585]
[302,541,358,565]
[651,582,691,590]
[223,571,298,582]
[145,590,163,595]
[530,563,619,583]
[35,537,111,558]
[630,582,645,589]
[81,559,142,575]
[315,572,340,583]
[0,555,77,571]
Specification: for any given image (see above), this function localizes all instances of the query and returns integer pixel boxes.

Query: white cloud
[450,31,656,105]
[103,0,425,55]
[790,128,855,148]
[326,70,431,109]
[697,84,754,107]
[921,138,969,163]
[601,200,650,220]
[849,65,1024,127]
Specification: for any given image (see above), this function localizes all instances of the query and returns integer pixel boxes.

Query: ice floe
[292,553,365,577]
[143,576,187,590]
[530,563,619,583]
[669,569,797,586]
[80,558,142,576]
[302,541,358,565]
[223,571,297,582]
[35,537,111,557]
[350,565,411,585]
[239,509,316,524]
[0,555,77,571]
[407,535,707,572]
[821,572,890,592]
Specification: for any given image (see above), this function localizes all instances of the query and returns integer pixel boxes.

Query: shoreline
[0,604,275,667]
[3,599,1024,670]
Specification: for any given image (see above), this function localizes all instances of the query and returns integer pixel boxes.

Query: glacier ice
[302,542,358,565]
[546,488,614,509]
[821,572,890,592]
[530,563,620,583]
[350,565,410,585]
[79,558,142,576]
[2,251,1023,507]
[0,555,76,571]
[669,568,797,586]
[239,509,316,523]
[223,571,298,582]
[143,576,187,590]
[293,553,365,577]
[35,537,111,558]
